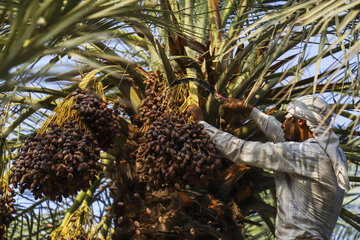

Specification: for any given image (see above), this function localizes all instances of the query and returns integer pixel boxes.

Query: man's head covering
[286,95,351,190]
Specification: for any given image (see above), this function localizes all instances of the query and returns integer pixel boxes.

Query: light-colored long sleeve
[199,121,324,178]
[249,108,285,143]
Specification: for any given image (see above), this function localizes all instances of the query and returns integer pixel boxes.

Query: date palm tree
[1,0,360,239]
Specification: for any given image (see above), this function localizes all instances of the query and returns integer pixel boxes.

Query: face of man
[281,116,301,141]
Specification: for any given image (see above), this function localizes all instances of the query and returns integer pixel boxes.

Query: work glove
[187,104,204,122]
[221,98,254,115]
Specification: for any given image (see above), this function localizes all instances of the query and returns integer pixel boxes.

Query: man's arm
[199,120,321,179]
[222,98,284,143]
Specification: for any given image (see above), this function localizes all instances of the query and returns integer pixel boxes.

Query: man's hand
[187,104,204,122]
[221,98,254,115]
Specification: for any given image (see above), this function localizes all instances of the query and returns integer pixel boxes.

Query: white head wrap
[286,95,351,190]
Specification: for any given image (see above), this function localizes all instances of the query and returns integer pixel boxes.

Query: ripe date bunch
[135,73,224,190]
[11,120,102,201]
[136,111,223,189]
[71,88,122,149]
[0,186,15,239]
[138,73,169,126]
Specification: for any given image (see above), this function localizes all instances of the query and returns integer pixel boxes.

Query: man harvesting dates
[188,96,350,240]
